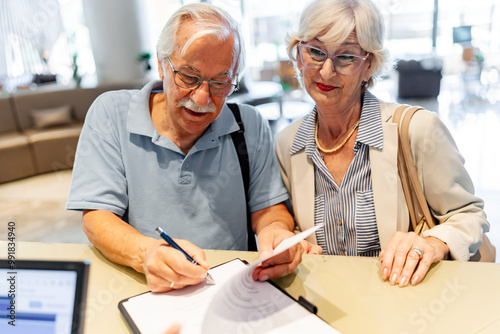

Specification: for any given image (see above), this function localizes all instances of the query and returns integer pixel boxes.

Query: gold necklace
[315,119,360,153]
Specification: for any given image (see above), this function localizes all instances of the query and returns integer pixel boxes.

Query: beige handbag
[393,105,496,262]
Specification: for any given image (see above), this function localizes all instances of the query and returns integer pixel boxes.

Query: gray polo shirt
[66,80,288,250]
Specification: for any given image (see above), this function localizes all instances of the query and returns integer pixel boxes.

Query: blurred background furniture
[228,76,284,111]
[0,83,139,184]
[396,57,443,99]
[0,95,36,183]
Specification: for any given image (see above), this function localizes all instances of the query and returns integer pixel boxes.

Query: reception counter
[1,241,499,333]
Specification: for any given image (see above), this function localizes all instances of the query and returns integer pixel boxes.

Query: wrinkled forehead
[314,30,360,49]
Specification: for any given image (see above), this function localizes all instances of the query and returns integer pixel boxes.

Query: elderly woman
[275,0,490,287]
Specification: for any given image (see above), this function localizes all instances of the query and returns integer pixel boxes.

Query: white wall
[82,0,152,84]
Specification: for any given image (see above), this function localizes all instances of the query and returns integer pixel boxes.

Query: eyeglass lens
[300,45,366,76]
[174,71,235,97]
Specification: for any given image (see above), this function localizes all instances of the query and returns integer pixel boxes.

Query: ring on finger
[170,281,175,288]
[411,246,423,259]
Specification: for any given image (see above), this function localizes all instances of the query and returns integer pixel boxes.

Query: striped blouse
[290,92,384,257]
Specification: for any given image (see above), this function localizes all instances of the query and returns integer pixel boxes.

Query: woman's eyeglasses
[298,44,370,76]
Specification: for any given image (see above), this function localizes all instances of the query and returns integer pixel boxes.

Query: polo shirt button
[184,162,190,168]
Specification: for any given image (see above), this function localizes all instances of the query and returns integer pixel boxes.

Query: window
[0,0,95,92]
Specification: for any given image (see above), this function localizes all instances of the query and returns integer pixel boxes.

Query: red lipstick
[316,82,336,92]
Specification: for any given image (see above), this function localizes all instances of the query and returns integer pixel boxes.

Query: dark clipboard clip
[298,296,318,314]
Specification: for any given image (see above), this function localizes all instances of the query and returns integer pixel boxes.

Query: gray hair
[156,3,245,78]
[286,0,389,88]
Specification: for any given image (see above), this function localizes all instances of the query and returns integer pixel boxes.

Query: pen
[155,226,215,285]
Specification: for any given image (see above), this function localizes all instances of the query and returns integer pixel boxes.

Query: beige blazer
[275,99,489,260]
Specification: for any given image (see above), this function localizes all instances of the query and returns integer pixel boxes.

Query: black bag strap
[227,103,257,251]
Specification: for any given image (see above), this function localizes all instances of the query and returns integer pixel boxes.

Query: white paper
[200,223,330,333]
[121,260,245,334]
[271,223,324,256]
[121,224,338,334]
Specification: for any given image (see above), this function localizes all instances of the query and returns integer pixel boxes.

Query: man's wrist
[135,236,159,274]
[262,221,293,234]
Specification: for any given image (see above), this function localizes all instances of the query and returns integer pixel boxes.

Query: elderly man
[66,3,320,292]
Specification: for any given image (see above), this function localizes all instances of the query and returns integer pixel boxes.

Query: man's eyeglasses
[298,44,370,76]
[165,55,238,97]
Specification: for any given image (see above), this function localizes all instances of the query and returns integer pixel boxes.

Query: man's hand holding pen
[146,222,324,292]
[143,236,210,293]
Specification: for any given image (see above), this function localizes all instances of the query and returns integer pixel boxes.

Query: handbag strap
[393,105,436,232]
[393,105,418,231]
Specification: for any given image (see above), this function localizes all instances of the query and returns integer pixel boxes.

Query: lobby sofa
[0,83,139,184]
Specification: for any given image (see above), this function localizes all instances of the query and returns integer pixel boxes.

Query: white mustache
[177,97,216,113]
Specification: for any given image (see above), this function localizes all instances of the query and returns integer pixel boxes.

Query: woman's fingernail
[382,268,389,279]
[399,276,408,287]
[391,273,398,285]
[260,275,269,282]
[411,276,419,285]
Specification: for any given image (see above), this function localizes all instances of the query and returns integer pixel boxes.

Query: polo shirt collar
[290,90,383,155]
[186,105,239,154]
[209,104,240,137]
[127,80,161,137]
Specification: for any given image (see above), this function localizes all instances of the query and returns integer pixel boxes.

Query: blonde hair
[286,0,389,88]
[157,3,245,77]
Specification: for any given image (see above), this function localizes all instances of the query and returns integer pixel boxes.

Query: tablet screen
[0,260,89,334]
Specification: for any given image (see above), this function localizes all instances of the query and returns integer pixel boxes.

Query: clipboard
[118,258,338,334]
